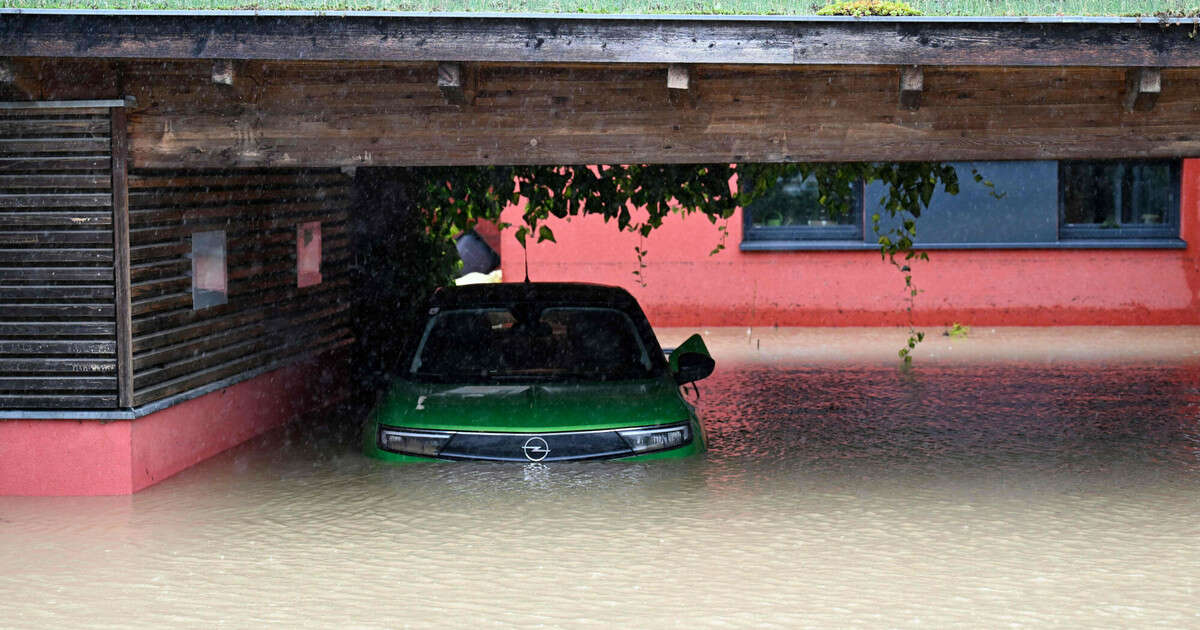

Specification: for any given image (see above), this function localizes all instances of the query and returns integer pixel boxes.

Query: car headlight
[378,427,452,457]
[618,422,692,454]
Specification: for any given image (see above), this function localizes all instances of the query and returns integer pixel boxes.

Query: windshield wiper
[411,370,650,383]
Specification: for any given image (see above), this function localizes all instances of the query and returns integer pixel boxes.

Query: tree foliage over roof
[408,161,962,364]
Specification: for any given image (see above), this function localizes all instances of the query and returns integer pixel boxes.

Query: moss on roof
[816,1,922,16]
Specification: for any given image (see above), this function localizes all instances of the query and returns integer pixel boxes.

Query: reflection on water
[2,363,1200,628]
[707,365,1200,471]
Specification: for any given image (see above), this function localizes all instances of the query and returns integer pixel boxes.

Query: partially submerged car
[363,282,715,463]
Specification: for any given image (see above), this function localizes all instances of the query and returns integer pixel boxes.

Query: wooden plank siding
[111,105,133,407]
[125,169,353,407]
[0,105,118,409]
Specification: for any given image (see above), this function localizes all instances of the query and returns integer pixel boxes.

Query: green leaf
[402,160,968,369]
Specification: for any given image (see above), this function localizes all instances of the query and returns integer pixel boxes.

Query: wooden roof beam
[899,65,922,111]
[211,59,234,85]
[1124,67,1161,112]
[5,13,1200,68]
[667,63,691,105]
[437,61,467,105]
[668,64,690,91]
[0,58,39,100]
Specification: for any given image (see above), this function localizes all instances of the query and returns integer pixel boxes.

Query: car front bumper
[366,421,703,463]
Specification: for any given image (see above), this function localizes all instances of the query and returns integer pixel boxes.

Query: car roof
[430,282,641,309]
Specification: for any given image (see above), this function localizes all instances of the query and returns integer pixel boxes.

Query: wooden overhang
[3,10,1200,166]
[4,11,1200,66]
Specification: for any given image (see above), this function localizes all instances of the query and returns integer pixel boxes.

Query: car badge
[522,436,550,462]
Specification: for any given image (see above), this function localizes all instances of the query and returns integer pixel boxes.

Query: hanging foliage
[403,162,966,364]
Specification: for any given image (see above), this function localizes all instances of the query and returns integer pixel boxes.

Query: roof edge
[1,8,1198,25]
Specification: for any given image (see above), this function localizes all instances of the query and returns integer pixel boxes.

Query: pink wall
[128,356,337,492]
[0,353,344,496]
[501,160,1200,327]
[0,420,134,496]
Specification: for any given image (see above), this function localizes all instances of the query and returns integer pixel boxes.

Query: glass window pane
[1061,161,1174,228]
[747,173,857,228]
[410,307,653,382]
[411,309,514,376]
[1125,163,1172,225]
[1062,162,1116,226]
[191,230,227,310]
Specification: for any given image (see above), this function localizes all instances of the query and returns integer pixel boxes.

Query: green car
[363,282,715,463]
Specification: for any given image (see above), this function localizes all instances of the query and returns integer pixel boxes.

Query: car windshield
[409,306,657,382]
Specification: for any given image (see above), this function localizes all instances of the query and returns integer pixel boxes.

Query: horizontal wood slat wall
[126,169,353,407]
[0,105,118,409]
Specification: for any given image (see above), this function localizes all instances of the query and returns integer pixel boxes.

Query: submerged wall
[1,150,358,494]
[501,160,1200,327]
[0,352,344,496]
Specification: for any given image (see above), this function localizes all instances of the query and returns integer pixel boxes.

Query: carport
[2,10,1199,494]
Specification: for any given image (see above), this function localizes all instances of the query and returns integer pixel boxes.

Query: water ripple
[2,363,1199,628]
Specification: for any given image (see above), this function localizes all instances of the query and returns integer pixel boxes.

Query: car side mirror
[673,352,715,384]
[669,333,715,385]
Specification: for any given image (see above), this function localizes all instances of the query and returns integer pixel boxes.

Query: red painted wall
[128,355,339,492]
[0,419,134,496]
[0,353,345,496]
[500,160,1200,327]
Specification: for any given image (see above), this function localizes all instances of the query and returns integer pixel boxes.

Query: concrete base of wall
[0,354,345,496]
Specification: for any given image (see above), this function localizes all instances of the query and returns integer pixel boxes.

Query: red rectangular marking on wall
[297,221,322,288]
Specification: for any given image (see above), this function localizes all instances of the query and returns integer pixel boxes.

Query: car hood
[372,377,690,433]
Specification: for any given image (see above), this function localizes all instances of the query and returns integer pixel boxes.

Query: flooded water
[3,360,1200,628]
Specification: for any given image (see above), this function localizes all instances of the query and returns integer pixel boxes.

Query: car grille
[438,429,634,462]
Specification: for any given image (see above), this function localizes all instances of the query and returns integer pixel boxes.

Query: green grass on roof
[2,0,1198,16]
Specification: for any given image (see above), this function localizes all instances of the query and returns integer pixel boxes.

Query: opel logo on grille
[522,436,550,462]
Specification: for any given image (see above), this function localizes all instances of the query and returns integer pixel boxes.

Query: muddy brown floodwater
[3,329,1200,629]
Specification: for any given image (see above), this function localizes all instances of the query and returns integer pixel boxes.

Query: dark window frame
[742,178,865,243]
[1057,159,1181,241]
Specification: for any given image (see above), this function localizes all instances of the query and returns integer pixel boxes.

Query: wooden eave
[2,10,1200,67]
